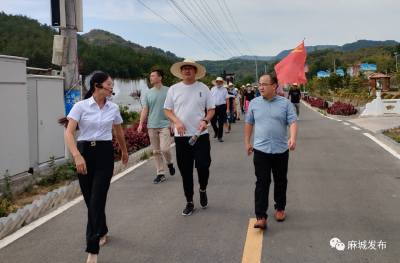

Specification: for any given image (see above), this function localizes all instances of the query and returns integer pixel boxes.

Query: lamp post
[394,52,398,72]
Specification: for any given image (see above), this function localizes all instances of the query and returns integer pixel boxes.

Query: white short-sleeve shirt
[210,86,229,105]
[67,96,123,141]
[164,81,215,137]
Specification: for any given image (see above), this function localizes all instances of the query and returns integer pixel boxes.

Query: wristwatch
[203,120,209,124]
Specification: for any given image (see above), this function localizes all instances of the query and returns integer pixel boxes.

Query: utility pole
[395,52,399,72]
[334,59,336,72]
[61,0,80,160]
[265,65,266,74]
[255,56,258,83]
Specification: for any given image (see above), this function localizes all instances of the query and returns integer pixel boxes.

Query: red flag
[274,40,307,85]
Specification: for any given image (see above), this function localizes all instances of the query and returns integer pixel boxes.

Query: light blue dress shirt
[245,95,297,154]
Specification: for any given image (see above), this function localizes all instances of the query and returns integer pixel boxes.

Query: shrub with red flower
[327,102,357,116]
[129,89,142,107]
[112,118,150,160]
[307,97,328,109]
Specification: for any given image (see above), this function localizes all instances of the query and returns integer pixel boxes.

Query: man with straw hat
[210,77,230,142]
[164,58,215,216]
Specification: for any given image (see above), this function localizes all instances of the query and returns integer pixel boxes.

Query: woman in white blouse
[65,72,128,263]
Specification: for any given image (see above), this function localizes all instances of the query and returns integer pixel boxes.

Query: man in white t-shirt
[164,58,215,216]
[210,77,229,142]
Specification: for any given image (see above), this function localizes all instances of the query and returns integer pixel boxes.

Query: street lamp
[394,52,398,72]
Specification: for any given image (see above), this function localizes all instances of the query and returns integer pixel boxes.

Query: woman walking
[243,83,256,114]
[64,72,128,263]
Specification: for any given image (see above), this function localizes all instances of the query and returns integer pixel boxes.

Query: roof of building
[369,73,391,79]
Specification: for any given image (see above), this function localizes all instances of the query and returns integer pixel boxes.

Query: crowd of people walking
[64,58,299,263]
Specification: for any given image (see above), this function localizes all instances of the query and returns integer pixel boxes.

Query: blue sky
[1,0,400,60]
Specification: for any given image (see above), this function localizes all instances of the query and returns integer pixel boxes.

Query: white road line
[337,120,343,122]
[351,126,361,130]
[343,122,351,125]
[363,133,400,160]
[0,142,178,250]
[0,196,84,249]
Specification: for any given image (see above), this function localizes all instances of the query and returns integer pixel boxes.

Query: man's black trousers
[175,134,211,202]
[77,141,114,254]
[211,104,226,139]
[253,149,289,219]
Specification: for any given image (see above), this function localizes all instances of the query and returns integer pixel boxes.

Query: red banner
[274,40,307,85]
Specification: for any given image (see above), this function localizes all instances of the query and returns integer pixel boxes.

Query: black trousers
[211,104,226,139]
[253,149,289,219]
[77,141,114,254]
[175,134,211,202]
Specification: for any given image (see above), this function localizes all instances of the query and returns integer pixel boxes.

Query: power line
[222,0,254,55]
[136,0,222,58]
[202,0,243,57]
[193,0,239,58]
[165,0,216,55]
[188,0,234,58]
[180,0,230,58]
[216,0,253,56]
[171,0,226,58]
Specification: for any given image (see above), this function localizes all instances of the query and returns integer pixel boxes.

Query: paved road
[1,104,400,263]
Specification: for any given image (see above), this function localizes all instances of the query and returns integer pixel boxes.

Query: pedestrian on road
[235,88,241,121]
[276,84,285,97]
[287,83,302,120]
[210,77,230,142]
[245,74,298,229]
[224,85,236,133]
[254,85,261,97]
[243,83,256,114]
[137,69,176,184]
[240,85,246,114]
[164,58,215,216]
[64,72,129,263]
[228,83,238,123]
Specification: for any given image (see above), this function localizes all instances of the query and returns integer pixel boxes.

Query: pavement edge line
[0,141,178,250]
[363,133,400,160]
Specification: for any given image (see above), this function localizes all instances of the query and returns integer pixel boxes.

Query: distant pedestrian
[224,85,236,133]
[228,82,238,123]
[243,83,256,114]
[164,58,215,216]
[245,74,298,229]
[138,69,176,184]
[276,84,285,97]
[210,77,230,142]
[240,85,246,114]
[287,83,302,120]
[235,88,241,120]
[65,72,128,263]
[254,85,261,97]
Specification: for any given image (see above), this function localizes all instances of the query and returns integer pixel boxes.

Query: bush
[306,97,328,109]
[119,104,141,128]
[1,170,15,202]
[395,94,400,99]
[112,118,150,161]
[327,102,357,116]
[37,158,78,186]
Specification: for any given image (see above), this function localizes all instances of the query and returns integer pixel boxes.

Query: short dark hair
[261,74,278,84]
[151,69,164,80]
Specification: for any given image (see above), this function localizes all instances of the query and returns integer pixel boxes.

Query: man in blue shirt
[245,74,298,229]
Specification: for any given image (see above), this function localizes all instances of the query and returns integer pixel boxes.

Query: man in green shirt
[138,69,175,183]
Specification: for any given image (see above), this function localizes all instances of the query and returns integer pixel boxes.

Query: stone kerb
[376,126,400,155]
[0,138,174,240]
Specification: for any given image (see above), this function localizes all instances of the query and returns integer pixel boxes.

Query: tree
[241,75,255,85]
[349,77,361,92]
[328,73,344,93]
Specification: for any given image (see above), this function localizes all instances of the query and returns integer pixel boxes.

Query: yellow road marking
[242,218,264,263]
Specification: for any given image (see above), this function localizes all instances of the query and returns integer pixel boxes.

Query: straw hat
[292,83,299,86]
[170,58,206,80]
[223,84,229,88]
[212,77,227,86]
[228,82,234,86]
[246,83,251,86]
